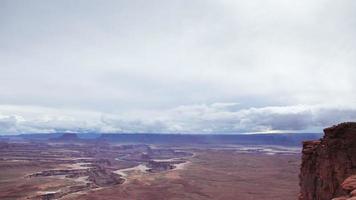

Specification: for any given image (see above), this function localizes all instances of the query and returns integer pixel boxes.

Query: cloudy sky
[0,0,356,134]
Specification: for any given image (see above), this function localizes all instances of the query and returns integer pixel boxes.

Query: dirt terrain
[76,150,300,200]
[0,136,300,200]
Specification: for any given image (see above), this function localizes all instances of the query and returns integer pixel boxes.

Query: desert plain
[0,134,300,200]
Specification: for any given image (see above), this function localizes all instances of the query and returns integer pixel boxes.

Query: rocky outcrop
[146,160,175,172]
[29,166,124,187]
[299,122,356,200]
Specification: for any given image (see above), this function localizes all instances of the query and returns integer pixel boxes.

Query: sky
[0,0,356,134]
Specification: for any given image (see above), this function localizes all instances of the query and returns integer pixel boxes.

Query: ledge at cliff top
[299,122,356,200]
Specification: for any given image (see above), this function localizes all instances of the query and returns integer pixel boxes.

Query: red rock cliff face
[299,122,356,200]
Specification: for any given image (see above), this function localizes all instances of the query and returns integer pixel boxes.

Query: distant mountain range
[0,132,322,146]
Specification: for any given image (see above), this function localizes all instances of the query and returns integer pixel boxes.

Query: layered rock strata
[299,122,356,200]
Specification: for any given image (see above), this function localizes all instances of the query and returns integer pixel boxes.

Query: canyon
[0,133,302,200]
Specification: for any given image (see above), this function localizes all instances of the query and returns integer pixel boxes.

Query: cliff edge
[299,122,356,200]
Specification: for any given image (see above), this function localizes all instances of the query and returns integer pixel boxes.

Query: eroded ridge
[0,139,193,200]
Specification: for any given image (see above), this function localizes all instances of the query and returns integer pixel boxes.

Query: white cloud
[0,0,355,134]
[1,103,356,134]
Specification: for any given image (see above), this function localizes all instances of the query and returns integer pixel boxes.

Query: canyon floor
[0,139,300,200]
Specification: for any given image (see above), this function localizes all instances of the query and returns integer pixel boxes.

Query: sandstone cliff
[299,122,356,200]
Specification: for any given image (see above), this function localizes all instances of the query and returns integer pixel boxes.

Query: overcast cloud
[0,0,355,134]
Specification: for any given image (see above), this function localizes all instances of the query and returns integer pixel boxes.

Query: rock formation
[299,122,356,200]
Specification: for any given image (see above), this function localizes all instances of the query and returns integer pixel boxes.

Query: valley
[0,134,301,200]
